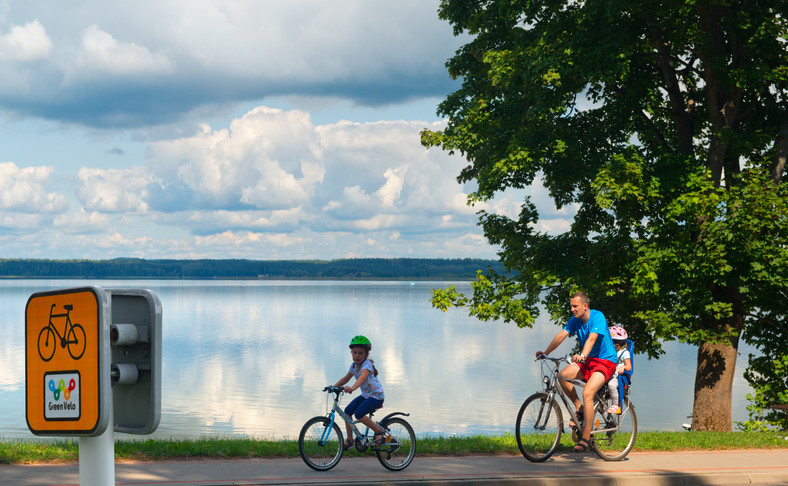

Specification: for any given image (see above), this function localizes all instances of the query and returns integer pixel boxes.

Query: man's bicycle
[37,304,86,362]
[516,354,637,462]
[298,386,416,471]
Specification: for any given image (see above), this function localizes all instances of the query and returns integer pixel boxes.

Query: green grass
[0,432,785,464]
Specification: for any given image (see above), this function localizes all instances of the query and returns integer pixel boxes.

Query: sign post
[78,405,115,486]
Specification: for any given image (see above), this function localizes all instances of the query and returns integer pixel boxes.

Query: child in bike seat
[606,326,632,414]
[333,335,386,450]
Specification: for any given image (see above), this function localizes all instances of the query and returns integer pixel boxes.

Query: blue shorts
[344,395,384,420]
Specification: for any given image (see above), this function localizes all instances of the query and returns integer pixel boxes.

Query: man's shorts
[576,357,617,382]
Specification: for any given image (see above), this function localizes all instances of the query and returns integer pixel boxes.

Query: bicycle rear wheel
[591,399,637,461]
[37,327,56,362]
[298,416,343,471]
[376,417,416,471]
[516,392,563,462]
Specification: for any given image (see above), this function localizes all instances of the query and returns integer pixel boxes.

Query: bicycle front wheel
[376,416,416,471]
[592,399,637,461]
[298,416,343,471]
[67,323,86,360]
[516,392,563,462]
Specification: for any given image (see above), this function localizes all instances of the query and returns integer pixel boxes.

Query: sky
[0,0,573,261]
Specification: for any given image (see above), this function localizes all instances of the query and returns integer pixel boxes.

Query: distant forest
[0,258,503,280]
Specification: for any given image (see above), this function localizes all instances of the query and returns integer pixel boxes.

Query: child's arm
[620,357,632,373]
[343,369,369,394]
[334,372,353,388]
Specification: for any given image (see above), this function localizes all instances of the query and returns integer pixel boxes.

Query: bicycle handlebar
[536,353,573,364]
[323,386,344,394]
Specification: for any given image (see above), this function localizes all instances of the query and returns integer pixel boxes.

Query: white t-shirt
[612,348,631,378]
[348,359,385,400]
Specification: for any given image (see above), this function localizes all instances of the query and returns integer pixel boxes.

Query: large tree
[423,0,788,431]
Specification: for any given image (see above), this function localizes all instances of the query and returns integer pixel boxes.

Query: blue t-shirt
[564,309,617,364]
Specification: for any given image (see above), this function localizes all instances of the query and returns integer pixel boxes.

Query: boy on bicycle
[535,292,617,452]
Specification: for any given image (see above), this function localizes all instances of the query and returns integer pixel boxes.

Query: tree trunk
[691,339,739,431]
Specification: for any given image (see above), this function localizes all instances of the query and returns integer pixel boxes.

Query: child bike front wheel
[298,416,344,471]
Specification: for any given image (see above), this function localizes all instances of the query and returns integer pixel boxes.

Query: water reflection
[0,279,757,439]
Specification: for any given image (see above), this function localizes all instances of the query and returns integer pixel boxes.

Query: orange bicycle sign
[25,287,111,436]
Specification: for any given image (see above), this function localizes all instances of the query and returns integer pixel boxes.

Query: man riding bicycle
[535,292,617,452]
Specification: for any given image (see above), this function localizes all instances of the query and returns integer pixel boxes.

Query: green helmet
[349,335,372,349]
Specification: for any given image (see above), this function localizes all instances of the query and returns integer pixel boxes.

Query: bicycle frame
[540,356,628,437]
[48,304,76,344]
[320,387,408,448]
[322,400,371,446]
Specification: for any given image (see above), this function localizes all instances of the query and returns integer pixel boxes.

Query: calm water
[0,279,757,439]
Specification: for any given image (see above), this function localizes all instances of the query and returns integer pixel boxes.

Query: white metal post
[79,402,115,486]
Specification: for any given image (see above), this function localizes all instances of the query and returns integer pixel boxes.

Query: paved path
[3,449,788,485]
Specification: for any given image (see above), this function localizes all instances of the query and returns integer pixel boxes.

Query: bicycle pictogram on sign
[37,303,87,362]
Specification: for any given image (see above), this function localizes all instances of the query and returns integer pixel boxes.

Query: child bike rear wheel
[375,417,416,471]
[298,416,344,471]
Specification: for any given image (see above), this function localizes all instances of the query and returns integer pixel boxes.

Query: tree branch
[649,27,695,155]
[771,116,788,184]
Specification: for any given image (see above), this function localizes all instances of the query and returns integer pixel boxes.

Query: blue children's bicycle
[298,386,416,471]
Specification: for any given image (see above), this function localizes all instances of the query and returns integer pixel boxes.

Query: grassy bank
[1,431,786,464]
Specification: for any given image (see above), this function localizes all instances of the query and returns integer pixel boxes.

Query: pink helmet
[609,325,628,341]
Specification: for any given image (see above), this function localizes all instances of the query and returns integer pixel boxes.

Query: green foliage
[740,339,788,431]
[424,0,788,424]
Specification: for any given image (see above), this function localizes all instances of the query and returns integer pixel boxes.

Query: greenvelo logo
[44,372,80,420]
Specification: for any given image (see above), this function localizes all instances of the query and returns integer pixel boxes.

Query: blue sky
[0,1,571,260]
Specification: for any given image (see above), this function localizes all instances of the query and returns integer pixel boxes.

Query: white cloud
[122,111,490,240]
[147,107,323,210]
[64,107,533,253]
[0,161,68,213]
[181,207,309,233]
[92,232,153,249]
[142,0,454,80]
[76,166,154,213]
[240,159,325,209]
[65,24,173,81]
[0,20,53,62]
[377,167,407,208]
[194,230,306,249]
[0,212,47,231]
[53,209,111,235]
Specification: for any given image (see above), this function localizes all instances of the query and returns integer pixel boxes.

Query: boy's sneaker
[606,405,621,414]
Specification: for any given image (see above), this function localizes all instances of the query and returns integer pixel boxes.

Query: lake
[0,279,757,440]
